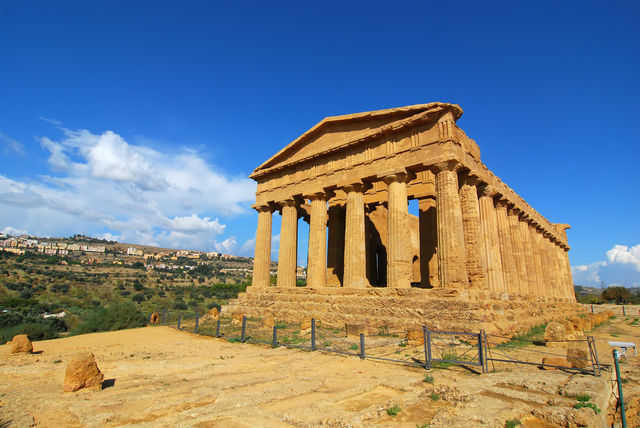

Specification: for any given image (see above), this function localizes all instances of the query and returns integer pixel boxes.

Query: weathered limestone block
[201,307,219,323]
[541,356,570,370]
[232,311,244,325]
[345,323,367,338]
[63,352,104,392]
[10,334,32,354]
[261,314,275,328]
[544,321,566,344]
[406,328,425,345]
[567,346,589,369]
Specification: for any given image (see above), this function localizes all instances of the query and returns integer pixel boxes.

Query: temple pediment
[250,102,462,178]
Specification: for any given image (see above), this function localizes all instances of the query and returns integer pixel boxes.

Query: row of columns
[251,162,574,300]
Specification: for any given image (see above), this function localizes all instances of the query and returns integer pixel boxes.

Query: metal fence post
[195,312,199,334]
[161,310,166,324]
[426,326,432,369]
[311,318,316,351]
[587,336,601,377]
[148,312,153,324]
[359,333,365,360]
[177,314,181,330]
[422,326,429,370]
[623,305,626,316]
[241,316,247,342]
[272,325,277,347]
[591,304,594,313]
[215,319,221,337]
[613,349,627,428]
[478,330,485,374]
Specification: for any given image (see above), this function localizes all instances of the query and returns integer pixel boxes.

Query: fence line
[147,311,603,376]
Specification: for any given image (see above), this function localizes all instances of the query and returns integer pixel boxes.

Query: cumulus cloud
[606,244,640,271]
[572,244,640,288]
[0,126,256,251]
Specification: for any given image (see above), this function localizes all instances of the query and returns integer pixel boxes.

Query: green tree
[601,286,632,304]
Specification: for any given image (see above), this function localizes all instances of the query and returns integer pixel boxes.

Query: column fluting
[459,174,488,290]
[495,199,517,294]
[433,161,469,288]
[276,200,298,288]
[251,204,273,287]
[343,183,369,288]
[478,186,505,293]
[418,197,438,288]
[307,193,328,288]
[383,172,412,288]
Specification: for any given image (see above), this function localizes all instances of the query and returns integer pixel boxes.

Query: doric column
[478,186,505,293]
[543,233,559,298]
[432,161,469,288]
[555,244,571,300]
[251,204,273,287]
[518,214,536,296]
[508,207,527,295]
[527,222,544,298]
[326,204,345,286]
[495,199,517,294]
[459,174,488,290]
[276,199,298,288]
[418,197,438,288]
[343,183,369,288]
[307,193,328,288]
[537,228,552,298]
[383,172,412,288]
[562,247,575,302]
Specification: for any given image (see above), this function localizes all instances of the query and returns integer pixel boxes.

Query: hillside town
[0,233,306,279]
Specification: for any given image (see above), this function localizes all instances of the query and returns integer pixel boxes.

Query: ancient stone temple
[224,103,581,334]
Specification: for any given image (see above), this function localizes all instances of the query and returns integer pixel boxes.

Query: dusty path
[0,309,638,427]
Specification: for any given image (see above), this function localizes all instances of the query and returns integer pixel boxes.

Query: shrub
[71,301,146,335]
[423,375,434,384]
[386,406,401,416]
[429,393,440,401]
[505,420,521,428]
[132,293,145,303]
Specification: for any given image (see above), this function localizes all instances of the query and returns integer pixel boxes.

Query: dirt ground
[1,305,638,428]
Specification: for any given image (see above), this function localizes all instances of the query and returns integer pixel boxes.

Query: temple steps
[221,287,582,336]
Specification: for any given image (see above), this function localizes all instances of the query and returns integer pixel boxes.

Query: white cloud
[0,126,256,251]
[572,244,640,288]
[606,244,640,271]
[0,133,25,156]
[1,226,28,236]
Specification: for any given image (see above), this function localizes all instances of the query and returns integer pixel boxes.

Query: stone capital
[305,192,328,202]
[429,159,461,174]
[507,206,520,216]
[340,180,371,194]
[252,203,274,214]
[277,199,297,209]
[380,169,415,185]
[478,184,497,198]
[495,197,511,209]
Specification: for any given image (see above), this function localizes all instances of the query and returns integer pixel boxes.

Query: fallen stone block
[63,352,104,392]
[10,334,32,354]
[541,356,570,370]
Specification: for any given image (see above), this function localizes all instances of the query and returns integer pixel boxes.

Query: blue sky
[1,1,638,287]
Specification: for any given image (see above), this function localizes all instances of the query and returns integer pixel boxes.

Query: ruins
[224,103,582,334]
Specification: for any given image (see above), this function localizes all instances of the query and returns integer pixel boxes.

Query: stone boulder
[345,323,367,338]
[10,334,32,354]
[231,311,244,325]
[261,314,275,328]
[567,345,589,369]
[201,307,219,323]
[149,313,160,324]
[541,356,570,370]
[544,322,566,345]
[63,352,104,392]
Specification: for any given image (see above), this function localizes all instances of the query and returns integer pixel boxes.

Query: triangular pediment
[250,102,462,179]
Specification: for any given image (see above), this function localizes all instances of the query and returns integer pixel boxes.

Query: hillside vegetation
[0,250,250,341]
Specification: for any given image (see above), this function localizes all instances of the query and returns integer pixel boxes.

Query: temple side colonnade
[249,103,575,302]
